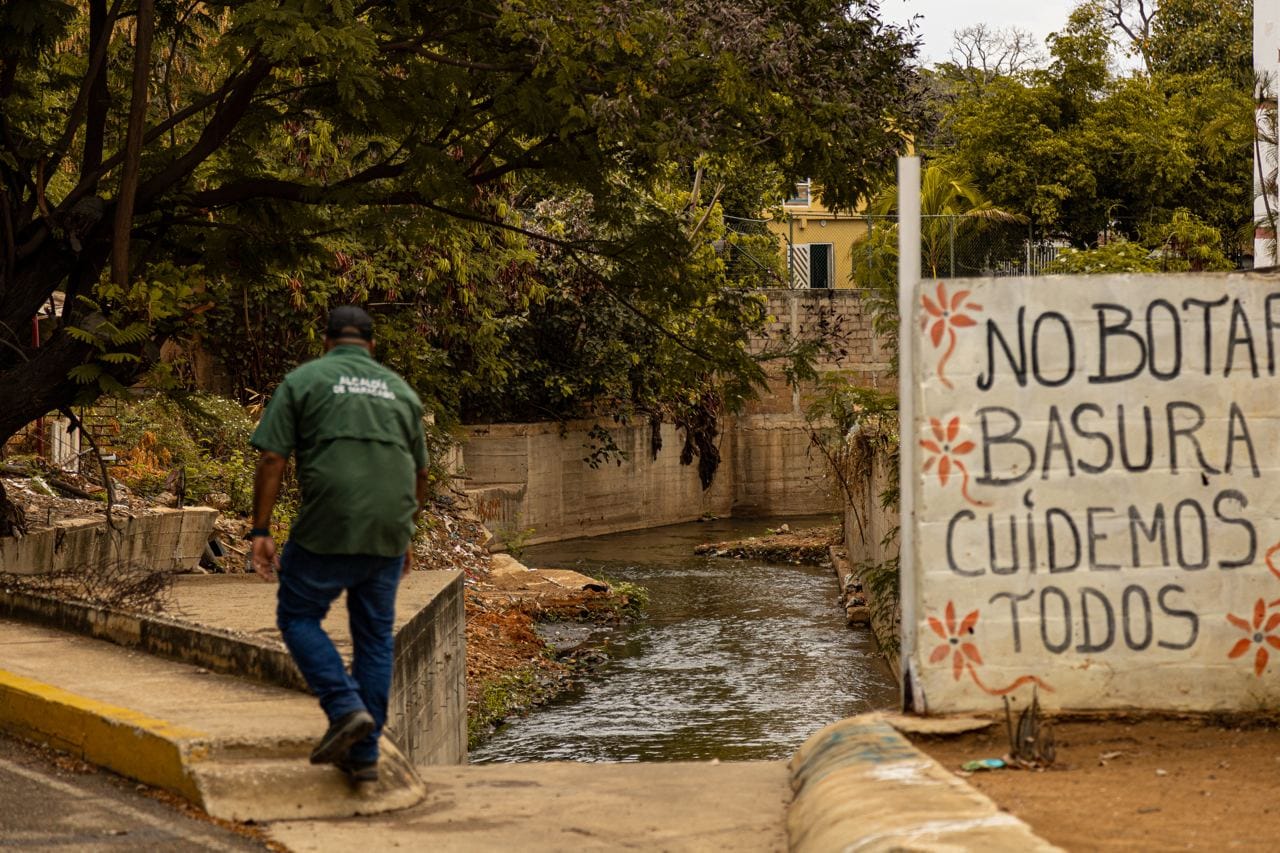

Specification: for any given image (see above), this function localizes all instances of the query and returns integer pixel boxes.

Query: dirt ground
[912,716,1280,852]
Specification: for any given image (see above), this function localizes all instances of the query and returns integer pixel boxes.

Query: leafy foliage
[805,377,900,638]
[1045,240,1160,274]
[0,0,924,446]
[927,0,1252,253]
[110,392,264,515]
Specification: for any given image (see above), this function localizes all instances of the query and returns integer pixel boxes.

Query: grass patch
[468,666,557,750]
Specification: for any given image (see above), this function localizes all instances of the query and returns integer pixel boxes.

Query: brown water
[470,516,898,763]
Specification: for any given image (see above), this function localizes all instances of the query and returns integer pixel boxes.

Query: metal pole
[949,217,956,278]
[1027,218,1033,275]
[897,156,922,710]
[787,214,795,289]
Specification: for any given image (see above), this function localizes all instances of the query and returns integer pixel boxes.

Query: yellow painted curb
[0,667,207,802]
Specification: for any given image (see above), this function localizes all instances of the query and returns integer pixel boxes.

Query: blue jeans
[277,541,403,764]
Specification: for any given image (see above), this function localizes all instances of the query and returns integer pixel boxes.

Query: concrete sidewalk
[0,619,423,822]
[0,613,1060,851]
[0,570,468,767]
[271,761,791,852]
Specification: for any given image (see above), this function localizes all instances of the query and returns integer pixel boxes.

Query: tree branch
[57,51,263,218]
[111,0,157,286]
[134,57,273,206]
[48,0,125,183]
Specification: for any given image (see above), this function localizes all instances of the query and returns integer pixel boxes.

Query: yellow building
[766,180,868,289]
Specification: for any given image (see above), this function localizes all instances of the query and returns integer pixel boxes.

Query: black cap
[326,305,374,341]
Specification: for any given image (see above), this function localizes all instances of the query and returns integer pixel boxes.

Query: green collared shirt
[251,345,428,557]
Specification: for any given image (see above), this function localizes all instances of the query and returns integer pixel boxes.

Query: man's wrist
[247,527,272,540]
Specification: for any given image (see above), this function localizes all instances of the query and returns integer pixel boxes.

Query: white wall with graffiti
[906,274,1280,712]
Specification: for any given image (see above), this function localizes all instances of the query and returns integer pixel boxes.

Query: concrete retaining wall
[463,420,737,545]
[731,415,833,517]
[0,571,468,768]
[0,507,216,576]
[462,289,891,544]
[389,571,467,765]
[843,442,899,569]
[462,417,844,545]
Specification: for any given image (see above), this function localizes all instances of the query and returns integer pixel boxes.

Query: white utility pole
[897,156,922,710]
[1256,1,1280,267]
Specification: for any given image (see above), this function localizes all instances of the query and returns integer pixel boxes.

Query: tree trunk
[0,480,25,538]
[0,331,96,447]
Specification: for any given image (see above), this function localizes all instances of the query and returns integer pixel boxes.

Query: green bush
[109,393,259,514]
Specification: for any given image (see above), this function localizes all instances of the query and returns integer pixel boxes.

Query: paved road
[0,734,265,851]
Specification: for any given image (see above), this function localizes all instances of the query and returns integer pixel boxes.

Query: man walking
[249,306,429,783]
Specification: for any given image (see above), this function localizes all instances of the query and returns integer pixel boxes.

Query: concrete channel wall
[462,416,842,544]
[464,289,892,544]
[388,572,467,765]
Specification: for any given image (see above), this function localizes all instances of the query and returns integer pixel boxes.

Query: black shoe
[335,756,379,783]
[310,710,375,765]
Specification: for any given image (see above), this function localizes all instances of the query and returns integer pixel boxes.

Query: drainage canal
[470,516,897,763]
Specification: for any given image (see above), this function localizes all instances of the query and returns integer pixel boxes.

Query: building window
[785,180,812,206]
[790,242,833,289]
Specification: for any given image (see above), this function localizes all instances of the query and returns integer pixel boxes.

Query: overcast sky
[878,0,1080,67]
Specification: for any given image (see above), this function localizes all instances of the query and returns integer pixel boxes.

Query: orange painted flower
[1227,599,1280,677]
[925,601,1054,696]
[921,282,981,389]
[928,602,982,681]
[920,417,987,506]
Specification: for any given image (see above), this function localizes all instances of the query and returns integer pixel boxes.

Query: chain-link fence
[723,212,1074,291]
[722,215,788,287]
[863,214,1064,281]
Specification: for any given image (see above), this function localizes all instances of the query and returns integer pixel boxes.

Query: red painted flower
[1228,599,1280,677]
[920,417,987,506]
[921,282,982,389]
[928,602,982,681]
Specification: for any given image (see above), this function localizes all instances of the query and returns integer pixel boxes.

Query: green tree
[0,0,923,445]
[851,162,1021,361]
[931,1,1251,251]
[864,161,1023,277]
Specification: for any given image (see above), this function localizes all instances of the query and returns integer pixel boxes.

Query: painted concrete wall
[766,186,869,289]
[906,273,1280,713]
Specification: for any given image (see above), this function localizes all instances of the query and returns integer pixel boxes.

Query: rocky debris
[694,524,839,566]
[839,570,870,626]
[0,471,155,531]
[464,550,641,745]
[534,622,600,656]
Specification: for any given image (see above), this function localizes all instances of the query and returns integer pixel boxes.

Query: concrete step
[192,741,425,822]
